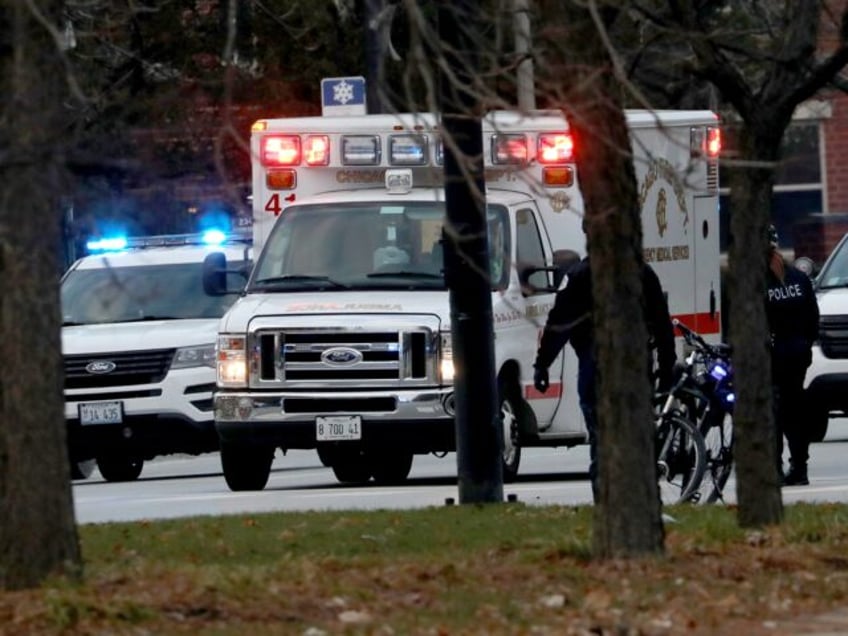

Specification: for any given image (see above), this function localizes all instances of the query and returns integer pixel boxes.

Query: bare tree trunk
[728,127,784,527]
[551,1,664,558]
[0,0,83,589]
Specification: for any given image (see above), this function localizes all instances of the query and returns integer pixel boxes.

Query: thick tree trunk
[554,2,664,558]
[728,127,784,527]
[0,0,83,589]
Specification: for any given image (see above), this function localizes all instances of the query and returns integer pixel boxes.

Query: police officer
[766,224,819,486]
[532,250,676,503]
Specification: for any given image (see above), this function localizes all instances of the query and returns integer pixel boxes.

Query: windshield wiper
[366,270,443,279]
[111,316,180,323]
[252,274,350,289]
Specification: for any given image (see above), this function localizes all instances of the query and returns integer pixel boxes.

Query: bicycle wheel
[655,412,707,504]
[693,411,734,504]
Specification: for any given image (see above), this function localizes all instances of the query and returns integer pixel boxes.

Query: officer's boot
[783,461,809,486]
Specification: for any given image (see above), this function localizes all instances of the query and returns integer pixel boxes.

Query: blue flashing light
[202,229,227,245]
[86,236,128,252]
[709,362,728,381]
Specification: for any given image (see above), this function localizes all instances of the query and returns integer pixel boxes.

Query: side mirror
[551,249,580,288]
[519,264,558,294]
[202,252,229,295]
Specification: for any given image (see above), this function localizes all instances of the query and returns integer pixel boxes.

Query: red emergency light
[538,133,574,163]
[706,127,721,158]
[261,135,300,166]
[492,134,528,164]
[304,135,330,166]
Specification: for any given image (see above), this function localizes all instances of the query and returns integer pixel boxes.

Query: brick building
[778,3,848,264]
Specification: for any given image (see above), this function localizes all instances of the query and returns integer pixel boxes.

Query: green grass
[4,503,848,635]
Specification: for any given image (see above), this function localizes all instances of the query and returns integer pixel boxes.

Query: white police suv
[61,231,251,481]
[803,232,848,443]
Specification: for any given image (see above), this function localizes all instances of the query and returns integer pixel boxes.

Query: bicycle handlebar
[672,318,731,360]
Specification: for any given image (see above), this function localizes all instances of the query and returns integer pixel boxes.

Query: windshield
[61,261,248,325]
[817,238,848,289]
[250,202,510,291]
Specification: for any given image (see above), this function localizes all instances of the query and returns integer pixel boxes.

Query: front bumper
[214,387,456,452]
[804,345,848,415]
[65,367,217,460]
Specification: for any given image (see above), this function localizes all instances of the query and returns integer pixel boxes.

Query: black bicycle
[664,320,735,504]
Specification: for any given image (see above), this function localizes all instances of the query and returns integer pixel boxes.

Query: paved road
[72,419,848,525]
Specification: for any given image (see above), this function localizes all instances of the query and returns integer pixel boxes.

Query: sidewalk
[773,607,848,635]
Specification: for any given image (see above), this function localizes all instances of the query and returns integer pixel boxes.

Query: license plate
[79,401,123,425]
[316,415,362,441]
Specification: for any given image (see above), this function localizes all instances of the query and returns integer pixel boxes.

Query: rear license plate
[79,401,123,425]
[316,415,362,441]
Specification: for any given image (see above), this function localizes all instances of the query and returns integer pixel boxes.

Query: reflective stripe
[525,382,563,400]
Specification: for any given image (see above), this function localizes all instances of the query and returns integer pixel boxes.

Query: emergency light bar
[86,237,127,252]
[258,130,579,171]
[86,231,251,254]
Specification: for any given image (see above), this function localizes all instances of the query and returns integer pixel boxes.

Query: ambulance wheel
[96,455,143,482]
[370,450,413,485]
[221,442,274,491]
[499,378,522,483]
[70,458,96,480]
[808,407,829,444]
[331,448,372,484]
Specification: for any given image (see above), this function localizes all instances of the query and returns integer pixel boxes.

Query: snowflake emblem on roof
[333,80,354,105]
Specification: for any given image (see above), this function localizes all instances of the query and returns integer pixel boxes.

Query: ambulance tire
[70,458,96,480]
[499,377,522,483]
[96,455,143,482]
[370,450,413,485]
[316,445,335,467]
[331,448,372,484]
[221,442,274,491]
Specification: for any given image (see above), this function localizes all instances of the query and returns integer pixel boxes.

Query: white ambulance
[207,110,722,491]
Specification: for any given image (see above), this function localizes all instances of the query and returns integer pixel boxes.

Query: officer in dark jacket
[766,225,819,486]
[532,254,677,502]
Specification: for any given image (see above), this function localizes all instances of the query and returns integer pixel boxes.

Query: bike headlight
[440,331,455,383]
[171,344,216,370]
[217,334,247,388]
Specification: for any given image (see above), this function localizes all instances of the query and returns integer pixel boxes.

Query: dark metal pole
[437,1,503,503]
[364,0,385,114]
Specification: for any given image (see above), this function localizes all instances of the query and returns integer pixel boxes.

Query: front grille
[65,389,163,401]
[64,349,175,389]
[820,315,848,359]
[283,397,397,413]
[250,327,435,387]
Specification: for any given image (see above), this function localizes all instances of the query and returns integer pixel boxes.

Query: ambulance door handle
[709,288,716,320]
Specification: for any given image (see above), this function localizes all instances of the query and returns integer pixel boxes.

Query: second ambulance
[208,110,722,490]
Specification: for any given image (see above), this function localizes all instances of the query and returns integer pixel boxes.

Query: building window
[719,120,824,251]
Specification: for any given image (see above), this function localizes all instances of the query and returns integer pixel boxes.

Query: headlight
[440,331,455,383]
[171,344,216,370]
[217,334,247,388]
